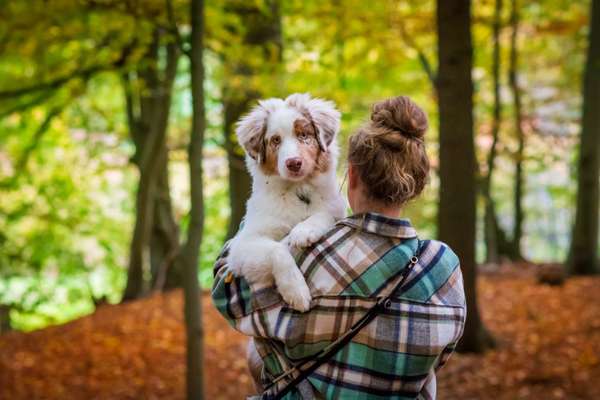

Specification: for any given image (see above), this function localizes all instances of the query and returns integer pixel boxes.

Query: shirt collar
[337,212,418,239]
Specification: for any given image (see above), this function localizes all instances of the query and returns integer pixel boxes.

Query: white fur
[269,107,304,179]
[227,93,346,311]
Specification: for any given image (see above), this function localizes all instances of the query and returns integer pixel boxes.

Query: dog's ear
[287,93,341,152]
[236,99,286,162]
[235,104,268,162]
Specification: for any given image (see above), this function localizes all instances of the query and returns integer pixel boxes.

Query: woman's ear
[347,163,361,213]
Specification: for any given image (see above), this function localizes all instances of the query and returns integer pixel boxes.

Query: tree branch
[0,41,134,100]
[15,106,64,172]
[0,104,66,188]
[165,0,191,58]
[0,67,97,100]
[0,91,55,119]
[121,72,140,140]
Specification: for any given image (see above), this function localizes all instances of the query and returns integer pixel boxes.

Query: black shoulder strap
[265,240,421,400]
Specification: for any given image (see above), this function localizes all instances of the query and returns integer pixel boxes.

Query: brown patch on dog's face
[259,134,280,176]
[295,119,318,174]
[294,118,331,177]
[293,118,317,144]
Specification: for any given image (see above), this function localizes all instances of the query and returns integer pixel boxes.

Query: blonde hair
[348,96,430,206]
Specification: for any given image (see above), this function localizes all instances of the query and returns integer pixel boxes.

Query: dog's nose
[285,157,303,172]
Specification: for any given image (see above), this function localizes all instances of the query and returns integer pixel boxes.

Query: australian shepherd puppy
[227,93,346,311]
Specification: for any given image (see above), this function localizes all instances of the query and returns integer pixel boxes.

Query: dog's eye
[298,131,308,140]
[271,136,281,145]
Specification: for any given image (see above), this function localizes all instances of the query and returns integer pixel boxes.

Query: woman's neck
[352,199,402,219]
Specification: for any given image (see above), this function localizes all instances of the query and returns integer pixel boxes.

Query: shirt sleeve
[211,241,273,332]
[417,370,437,400]
[211,241,301,342]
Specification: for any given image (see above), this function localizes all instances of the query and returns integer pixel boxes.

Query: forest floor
[1,265,600,400]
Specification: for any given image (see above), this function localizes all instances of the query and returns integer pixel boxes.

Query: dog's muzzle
[285,157,303,173]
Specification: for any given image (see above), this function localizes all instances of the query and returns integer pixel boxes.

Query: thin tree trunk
[181,0,205,397]
[123,133,164,301]
[482,0,503,264]
[224,101,253,240]
[334,0,347,90]
[222,0,282,240]
[123,41,160,301]
[123,35,180,301]
[508,0,525,260]
[436,0,493,353]
[123,69,181,292]
[151,145,180,289]
[568,0,600,275]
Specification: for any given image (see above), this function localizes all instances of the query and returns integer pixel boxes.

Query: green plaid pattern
[212,213,466,399]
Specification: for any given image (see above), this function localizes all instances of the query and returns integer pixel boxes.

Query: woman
[212,96,466,399]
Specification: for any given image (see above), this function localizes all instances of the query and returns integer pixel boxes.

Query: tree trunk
[482,0,503,265]
[181,0,205,397]
[122,38,161,301]
[436,0,493,353]
[123,35,180,301]
[508,0,525,261]
[568,0,600,275]
[222,0,282,240]
[334,0,347,89]
[224,101,253,240]
[123,69,181,293]
[151,145,181,290]
[0,305,11,334]
[123,140,164,301]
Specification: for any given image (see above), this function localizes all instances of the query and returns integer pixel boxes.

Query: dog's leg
[227,235,275,285]
[285,211,336,249]
[228,236,312,311]
[269,241,312,311]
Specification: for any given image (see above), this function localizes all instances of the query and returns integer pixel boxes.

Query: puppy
[227,93,346,311]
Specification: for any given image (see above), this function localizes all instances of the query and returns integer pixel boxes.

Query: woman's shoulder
[418,239,460,268]
[402,238,465,307]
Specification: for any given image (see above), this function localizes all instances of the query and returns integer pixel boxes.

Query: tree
[480,0,525,264]
[482,0,504,264]
[0,1,186,301]
[180,0,206,397]
[507,0,525,261]
[121,64,182,292]
[568,0,600,275]
[122,32,180,301]
[221,0,282,240]
[436,0,493,352]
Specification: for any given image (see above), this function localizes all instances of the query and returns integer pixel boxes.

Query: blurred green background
[0,0,593,332]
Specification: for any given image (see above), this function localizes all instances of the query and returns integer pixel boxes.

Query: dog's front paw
[286,225,323,250]
[226,252,244,276]
[279,279,312,312]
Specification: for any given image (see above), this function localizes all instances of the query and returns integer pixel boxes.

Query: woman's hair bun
[371,96,428,140]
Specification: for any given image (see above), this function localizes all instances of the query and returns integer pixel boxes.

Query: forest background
[0,0,599,398]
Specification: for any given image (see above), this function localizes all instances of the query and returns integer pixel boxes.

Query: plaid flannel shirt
[212,213,466,399]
